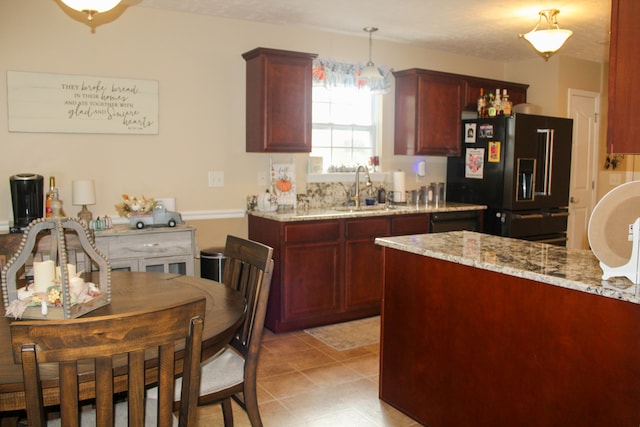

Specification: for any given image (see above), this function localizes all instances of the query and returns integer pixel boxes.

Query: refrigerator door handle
[511,213,544,219]
[545,211,569,218]
[536,128,554,197]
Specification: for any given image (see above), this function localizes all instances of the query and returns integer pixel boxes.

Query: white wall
[0,0,606,244]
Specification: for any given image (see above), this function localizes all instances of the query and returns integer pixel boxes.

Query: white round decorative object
[588,180,640,284]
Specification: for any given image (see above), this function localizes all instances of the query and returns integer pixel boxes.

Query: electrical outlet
[609,173,622,186]
[208,171,224,187]
[258,171,268,186]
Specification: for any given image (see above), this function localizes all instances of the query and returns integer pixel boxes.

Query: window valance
[312,58,392,94]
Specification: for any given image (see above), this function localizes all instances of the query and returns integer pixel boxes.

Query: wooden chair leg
[243,382,263,427]
[221,398,234,427]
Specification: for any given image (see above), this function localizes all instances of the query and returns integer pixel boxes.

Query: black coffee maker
[9,173,44,233]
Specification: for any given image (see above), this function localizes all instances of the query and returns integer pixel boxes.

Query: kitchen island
[375,231,639,427]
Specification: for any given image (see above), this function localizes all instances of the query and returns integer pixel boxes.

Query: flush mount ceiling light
[360,27,383,80]
[59,0,122,21]
[519,9,573,61]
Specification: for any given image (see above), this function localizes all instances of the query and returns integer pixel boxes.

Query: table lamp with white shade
[72,180,96,226]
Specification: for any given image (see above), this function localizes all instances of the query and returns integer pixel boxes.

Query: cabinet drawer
[97,230,193,260]
[284,221,340,243]
[391,214,429,235]
[346,217,390,238]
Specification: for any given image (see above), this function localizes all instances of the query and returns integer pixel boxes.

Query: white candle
[33,260,55,293]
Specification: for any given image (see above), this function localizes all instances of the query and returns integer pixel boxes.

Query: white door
[567,89,599,249]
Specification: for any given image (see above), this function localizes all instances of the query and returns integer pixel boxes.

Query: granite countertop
[248,202,486,222]
[375,231,639,305]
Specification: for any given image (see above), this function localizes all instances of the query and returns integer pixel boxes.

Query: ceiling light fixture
[360,27,383,80]
[59,0,122,21]
[519,9,573,61]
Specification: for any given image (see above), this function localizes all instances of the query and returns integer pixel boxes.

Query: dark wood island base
[379,240,640,427]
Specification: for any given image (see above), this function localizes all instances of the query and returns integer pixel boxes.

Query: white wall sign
[7,71,158,134]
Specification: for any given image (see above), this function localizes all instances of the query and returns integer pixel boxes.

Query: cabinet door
[107,258,139,272]
[243,48,317,153]
[140,256,192,275]
[282,243,341,320]
[344,218,389,310]
[394,69,464,156]
[607,0,640,154]
[281,221,342,322]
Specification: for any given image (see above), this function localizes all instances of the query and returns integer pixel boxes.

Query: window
[311,86,380,173]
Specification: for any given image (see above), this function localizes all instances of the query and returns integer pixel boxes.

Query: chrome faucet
[354,165,373,207]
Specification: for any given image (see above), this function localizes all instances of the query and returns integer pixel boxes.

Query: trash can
[200,247,225,282]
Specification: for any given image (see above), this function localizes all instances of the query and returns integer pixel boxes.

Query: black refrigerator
[446,113,573,245]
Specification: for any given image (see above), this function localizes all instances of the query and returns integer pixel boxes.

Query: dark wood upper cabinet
[394,69,465,156]
[394,68,528,157]
[242,48,318,153]
[607,0,640,154]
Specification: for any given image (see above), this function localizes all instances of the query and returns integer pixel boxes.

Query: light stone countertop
[247,202,486,222]
[375,231,639,305]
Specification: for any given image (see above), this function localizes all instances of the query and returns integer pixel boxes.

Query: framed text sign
[7,71,158,134]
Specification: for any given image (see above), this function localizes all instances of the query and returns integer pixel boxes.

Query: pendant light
[519,9,573,61]
[59,0,122,21]
[360,27,383,81]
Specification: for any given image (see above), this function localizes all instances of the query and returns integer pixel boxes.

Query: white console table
[94,224,196,276]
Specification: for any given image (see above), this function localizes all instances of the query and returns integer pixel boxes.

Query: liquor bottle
[494,89,502,115]
[477,88,486,118]
[45,176,56,218]
[487,92,496,117]
[502,89,512,116]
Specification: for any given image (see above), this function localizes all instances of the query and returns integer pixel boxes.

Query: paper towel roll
[393,171,406,202]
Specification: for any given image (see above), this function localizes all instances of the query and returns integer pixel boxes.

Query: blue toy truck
[129,201,183,229]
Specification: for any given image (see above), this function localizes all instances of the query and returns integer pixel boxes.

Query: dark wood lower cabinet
[248,213,431,332]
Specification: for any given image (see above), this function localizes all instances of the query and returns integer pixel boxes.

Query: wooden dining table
[0,271,246,415]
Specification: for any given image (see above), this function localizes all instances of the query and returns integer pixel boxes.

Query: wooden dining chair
[149,234,274,426]
[10,297,206,427]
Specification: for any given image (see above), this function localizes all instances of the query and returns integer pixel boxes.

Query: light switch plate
[208,171,224,187]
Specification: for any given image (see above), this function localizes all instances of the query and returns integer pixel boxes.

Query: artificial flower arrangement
[115,194,156,217]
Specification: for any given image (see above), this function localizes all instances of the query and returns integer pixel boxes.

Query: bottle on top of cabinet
[477,88,487,118]
[502,89,512,116]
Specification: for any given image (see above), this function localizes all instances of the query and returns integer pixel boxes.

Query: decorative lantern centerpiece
[1,214,111,320]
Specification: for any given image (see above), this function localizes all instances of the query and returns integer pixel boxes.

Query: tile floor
[195,327,422,426]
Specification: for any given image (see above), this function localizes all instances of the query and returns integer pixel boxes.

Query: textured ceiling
[134,0,611,63]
